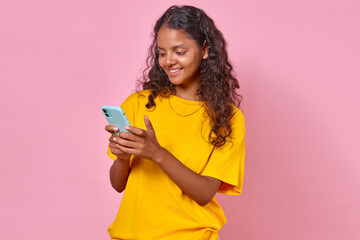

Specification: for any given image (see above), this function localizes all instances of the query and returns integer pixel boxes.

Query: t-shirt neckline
[170,94,204,106]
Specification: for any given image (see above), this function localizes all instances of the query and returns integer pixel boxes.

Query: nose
[165,53,176,66]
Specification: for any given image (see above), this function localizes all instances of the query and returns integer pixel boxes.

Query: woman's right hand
[105,125,131,161]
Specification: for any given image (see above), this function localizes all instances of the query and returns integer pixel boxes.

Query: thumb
[144,115,154,131]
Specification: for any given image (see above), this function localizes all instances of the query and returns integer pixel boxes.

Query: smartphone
[102,105,131,135]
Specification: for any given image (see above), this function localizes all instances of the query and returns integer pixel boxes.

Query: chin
[169,78,186,86]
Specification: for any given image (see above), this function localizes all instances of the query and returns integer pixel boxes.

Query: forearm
[156,148,221,206]
[109,157,130,193]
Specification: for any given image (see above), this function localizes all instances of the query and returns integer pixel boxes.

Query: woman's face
[157,26,208,99]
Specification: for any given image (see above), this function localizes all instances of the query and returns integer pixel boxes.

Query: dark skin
[106,115,222,206]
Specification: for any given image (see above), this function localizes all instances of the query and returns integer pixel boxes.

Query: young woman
[105,5,245,240]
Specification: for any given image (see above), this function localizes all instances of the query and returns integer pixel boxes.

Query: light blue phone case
[102,105,131,135]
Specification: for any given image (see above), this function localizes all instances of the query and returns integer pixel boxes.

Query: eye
[159,52,166,57]
[176,51,186,56]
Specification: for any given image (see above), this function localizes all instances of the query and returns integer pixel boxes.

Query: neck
[174,88,199,101]
[174,78,200,101]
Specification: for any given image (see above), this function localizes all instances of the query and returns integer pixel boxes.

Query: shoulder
[120,90,151,113]
[124,90,151,103]
[121,90,151,107]
[121,90,151,124]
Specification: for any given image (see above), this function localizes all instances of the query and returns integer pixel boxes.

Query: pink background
[1,0,359,239]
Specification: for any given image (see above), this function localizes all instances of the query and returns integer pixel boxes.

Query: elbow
[114,187,125,193]
[197,201,209,207]
[111,182,125,193]
[194,176,221,206]
[195,196,213,206]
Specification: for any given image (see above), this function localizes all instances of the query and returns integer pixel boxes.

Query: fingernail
[125,126,130,130]
[113,137,116,141]
[114,128,118,131]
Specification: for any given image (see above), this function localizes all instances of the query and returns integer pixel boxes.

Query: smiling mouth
[168,68,183,73]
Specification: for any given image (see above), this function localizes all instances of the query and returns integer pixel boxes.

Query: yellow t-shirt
[107,90,246,240]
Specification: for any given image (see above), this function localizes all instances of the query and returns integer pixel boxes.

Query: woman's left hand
[113,115,164,162]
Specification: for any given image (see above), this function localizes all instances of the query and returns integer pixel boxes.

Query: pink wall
[1,0,359,239]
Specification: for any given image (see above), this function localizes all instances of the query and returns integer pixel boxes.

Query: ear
[202,40,209,60]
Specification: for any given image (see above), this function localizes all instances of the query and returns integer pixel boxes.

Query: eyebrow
[158,44,186,50]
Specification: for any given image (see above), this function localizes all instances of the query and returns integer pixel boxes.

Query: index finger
[125,125,146,136]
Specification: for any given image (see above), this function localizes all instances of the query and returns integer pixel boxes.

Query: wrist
[116,155,131,162]
[154,147,169,165]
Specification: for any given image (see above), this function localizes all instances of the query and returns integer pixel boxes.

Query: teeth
[169,69,181,73]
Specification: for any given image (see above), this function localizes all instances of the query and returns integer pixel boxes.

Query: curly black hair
[138,5,242,148]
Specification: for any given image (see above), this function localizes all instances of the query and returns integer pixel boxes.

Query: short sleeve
[201,108,246,195]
